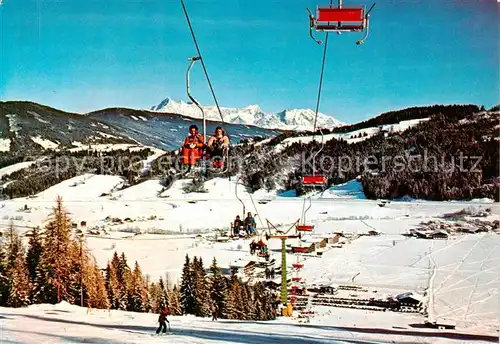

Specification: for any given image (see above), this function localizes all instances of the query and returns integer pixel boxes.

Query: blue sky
[0,0,498,124]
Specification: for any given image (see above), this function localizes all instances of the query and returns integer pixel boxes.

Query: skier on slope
[156,306,170,334]
[211,303,218,321]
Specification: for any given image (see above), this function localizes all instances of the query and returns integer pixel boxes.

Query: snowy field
[1,301,498,344]
[0,175,499,342]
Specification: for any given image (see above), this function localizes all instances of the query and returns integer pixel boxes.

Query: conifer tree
[192,257,210,317]
[84,256,109,310]
[180,254,195,315]
[158,277,169,309]
[229,265,239,286]
[143,274,152,313]
[118,253,132,286]
[5,222,21,269]
[252,282,266,320]
[26,226,43,300]
[0,234,7,306]
[112,252,131,310]
[4,223,30,307]
[128,261,148,312]
[168,285,182,315]
[240,283,253,320]
[105,262,121,309]
[92,263,109,310]
[209,257,227,319]
[226,280,243,319]
[67,240,85,306]
[262,288,277,320]
[149,281,161,313]
[35,196,75,304]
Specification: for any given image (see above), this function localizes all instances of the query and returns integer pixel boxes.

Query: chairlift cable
[180,0,225,124]
[312,33,329,137]
[311,0,333,176]
[181,0,233,177]
[312,0,333,138]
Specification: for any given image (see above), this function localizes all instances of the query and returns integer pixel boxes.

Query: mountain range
[150,97,344,131]
[0,101,282,155]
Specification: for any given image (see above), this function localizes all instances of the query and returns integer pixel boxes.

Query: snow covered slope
[1,301,497,344]
[0,176,498,339]
[150,98,344,131]
[274,117,431,152]
[0,161,35,180]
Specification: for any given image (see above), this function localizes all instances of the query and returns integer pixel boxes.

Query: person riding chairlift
[207,126,229,168]
[182,124,204,171]
[244,212,256,235]
[232,215,244,236]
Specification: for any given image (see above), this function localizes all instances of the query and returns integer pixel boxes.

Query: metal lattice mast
[280,239,287,305]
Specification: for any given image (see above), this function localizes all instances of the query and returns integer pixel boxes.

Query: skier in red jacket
[156,306,170,334]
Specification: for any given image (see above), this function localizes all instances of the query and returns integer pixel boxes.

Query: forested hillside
[235,105,499,201]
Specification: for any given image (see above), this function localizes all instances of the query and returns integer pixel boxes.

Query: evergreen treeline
[244,105,480,148]
[179,255,276,320]
[331,104,480,133]
[0,154,28,170]
[0,197,277,321]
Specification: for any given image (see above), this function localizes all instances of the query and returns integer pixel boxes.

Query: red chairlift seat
[292,277,302,282]
[316,24,364,31]
[297,225,313,232]
[292,246,308,253]
[317,6,365,29]
[308,3,376,45]
[301,175,326,186]
[292,263,304,269]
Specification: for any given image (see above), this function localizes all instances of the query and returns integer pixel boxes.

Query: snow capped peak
[150,97,174,111]
[244,104,262,112]
[149,98,345,131]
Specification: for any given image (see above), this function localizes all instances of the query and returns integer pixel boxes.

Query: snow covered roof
[396,292,423,302]
[302,237,324,244]
[228,260,251,268]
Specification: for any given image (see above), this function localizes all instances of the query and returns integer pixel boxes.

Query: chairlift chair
[301,124,327,192]
[296,193,314,232]
[186,56,232,178]
[307,2,376,45]
[301,175,327,186]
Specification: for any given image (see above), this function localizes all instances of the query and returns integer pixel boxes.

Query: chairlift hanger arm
[356,3,376,45]
[186,57,202,109]
[307,8,322,45]
[186,56,206,146]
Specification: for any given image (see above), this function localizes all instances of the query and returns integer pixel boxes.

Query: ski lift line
[310,0,333,177]
[248,190,265,229]
[180,0,225,124]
